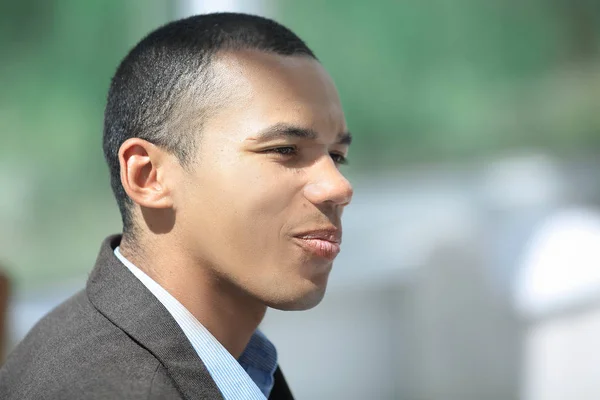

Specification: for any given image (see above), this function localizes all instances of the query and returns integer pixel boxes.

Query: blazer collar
[86,235,223,400]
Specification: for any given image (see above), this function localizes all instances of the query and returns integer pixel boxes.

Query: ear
[118,138,174,209]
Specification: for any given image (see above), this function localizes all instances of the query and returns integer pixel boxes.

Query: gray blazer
[0,235,294,399]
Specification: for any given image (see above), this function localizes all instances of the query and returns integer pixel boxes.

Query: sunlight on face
[173,50,353,310]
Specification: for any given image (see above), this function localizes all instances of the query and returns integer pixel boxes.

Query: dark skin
[118,50,353,358]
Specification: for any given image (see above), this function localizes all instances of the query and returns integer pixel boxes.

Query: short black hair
[103,12,316,233]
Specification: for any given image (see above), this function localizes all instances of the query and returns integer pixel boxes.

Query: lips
[293,228,342,260]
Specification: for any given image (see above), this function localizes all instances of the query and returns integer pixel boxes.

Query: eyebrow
[249,123,352,145]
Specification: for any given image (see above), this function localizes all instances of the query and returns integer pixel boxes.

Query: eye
[264,146,298,156]
[330,152,348,165]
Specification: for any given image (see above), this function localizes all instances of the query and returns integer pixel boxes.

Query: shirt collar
[239,329,278,395]
[114,246,278,399]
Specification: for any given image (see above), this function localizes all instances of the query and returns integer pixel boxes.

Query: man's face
[174,50,353,310]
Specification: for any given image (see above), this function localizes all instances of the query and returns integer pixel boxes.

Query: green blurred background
[2,0,599,290]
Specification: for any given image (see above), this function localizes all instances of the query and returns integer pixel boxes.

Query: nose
[303,157,354,207]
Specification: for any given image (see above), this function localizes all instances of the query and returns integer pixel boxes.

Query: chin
[265,282,328,311]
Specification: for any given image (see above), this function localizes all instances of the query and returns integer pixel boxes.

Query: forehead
[201,50,347,141]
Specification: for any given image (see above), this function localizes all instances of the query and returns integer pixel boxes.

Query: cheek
[190,165,302,270]
[221,160,303,216]
[185,158,303,237]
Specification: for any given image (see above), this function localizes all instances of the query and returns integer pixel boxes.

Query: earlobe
[119,138,174,209]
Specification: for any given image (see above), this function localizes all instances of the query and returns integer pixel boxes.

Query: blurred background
[2,0,600,399]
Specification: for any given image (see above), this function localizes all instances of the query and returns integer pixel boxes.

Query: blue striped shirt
[114,247,278,399]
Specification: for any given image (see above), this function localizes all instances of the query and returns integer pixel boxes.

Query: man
[0,12,353,400]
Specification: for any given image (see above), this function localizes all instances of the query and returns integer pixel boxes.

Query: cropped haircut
[103,12,316,233]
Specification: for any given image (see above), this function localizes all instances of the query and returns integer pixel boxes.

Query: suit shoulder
[0,290,174,399]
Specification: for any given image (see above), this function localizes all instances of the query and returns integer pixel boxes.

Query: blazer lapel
[269,367,294,400]
[86,235,223,400]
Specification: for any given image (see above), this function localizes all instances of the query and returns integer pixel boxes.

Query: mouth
[292,228,342,261]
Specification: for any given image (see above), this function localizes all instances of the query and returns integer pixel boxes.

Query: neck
[119,234,267,359]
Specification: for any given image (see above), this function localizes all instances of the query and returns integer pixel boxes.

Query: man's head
[103,13,353,310]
